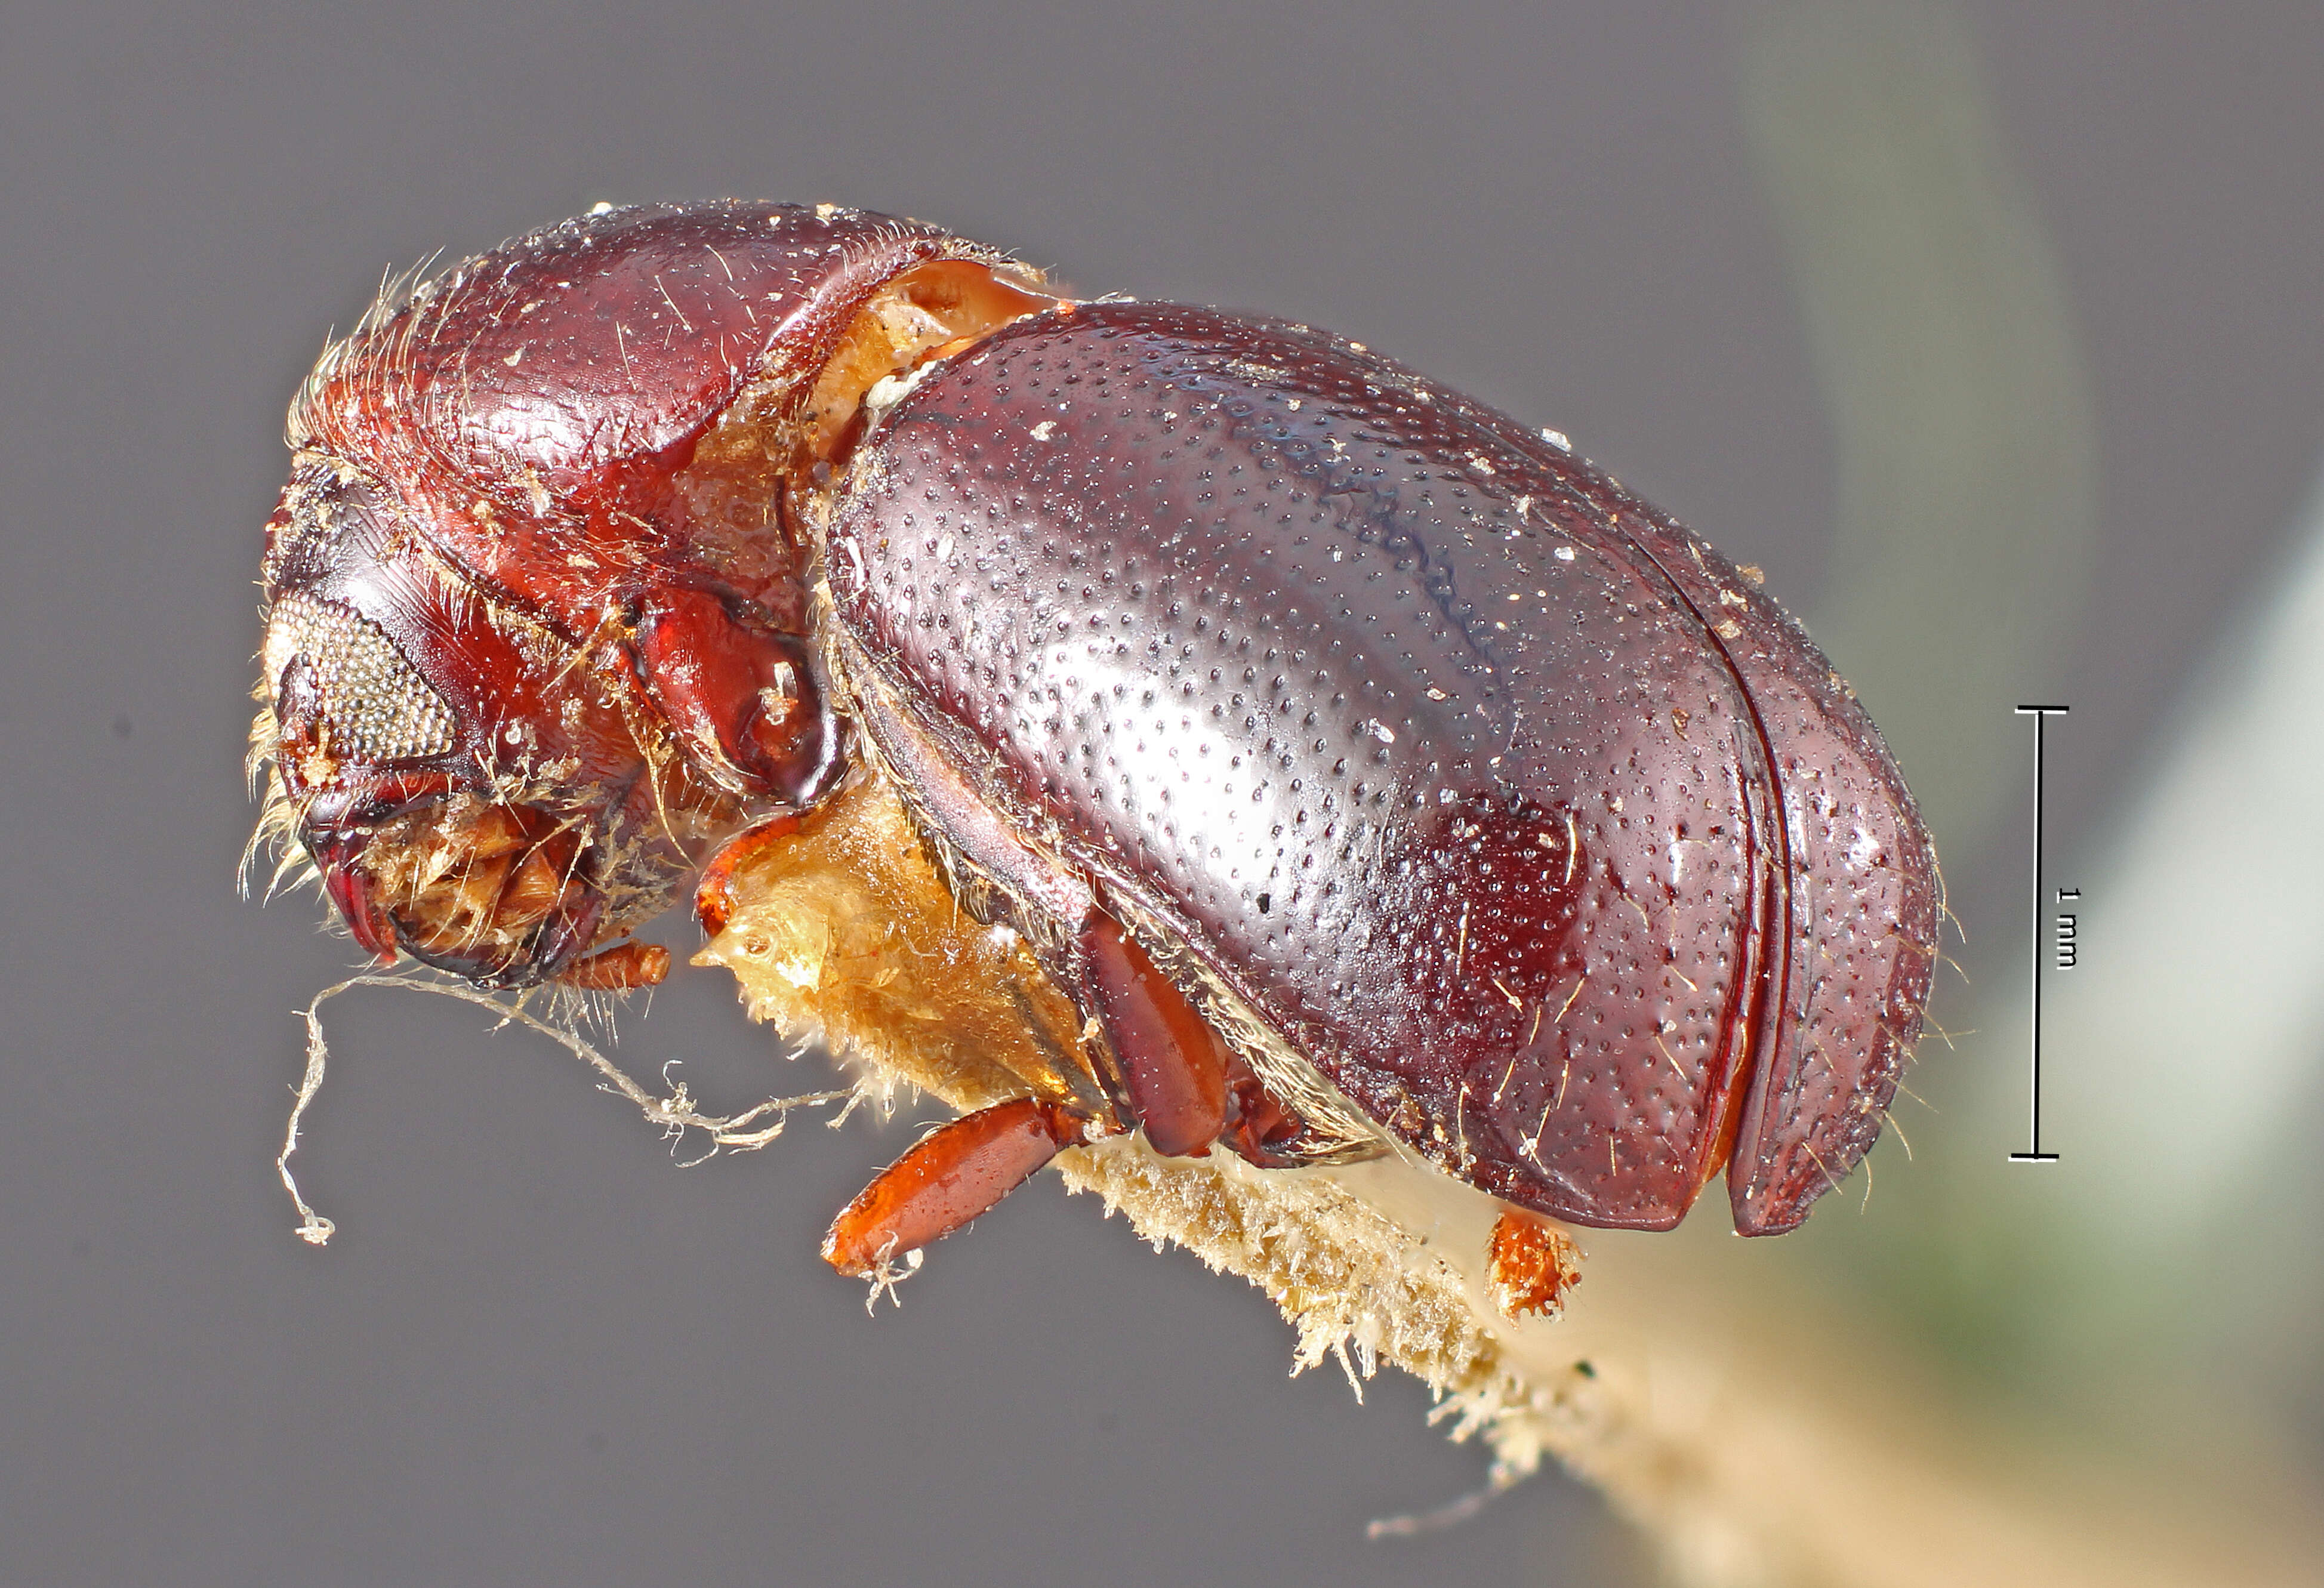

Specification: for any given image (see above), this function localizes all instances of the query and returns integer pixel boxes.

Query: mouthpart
[306,796,668,991]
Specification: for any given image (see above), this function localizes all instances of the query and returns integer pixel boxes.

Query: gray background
[5,2,2322,1584]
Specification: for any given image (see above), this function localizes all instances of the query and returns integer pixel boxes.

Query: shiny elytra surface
[828,303,1934,1232]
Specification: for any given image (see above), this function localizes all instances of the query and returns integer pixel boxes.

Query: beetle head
[253,458,725,988]
[252,202,1051,988]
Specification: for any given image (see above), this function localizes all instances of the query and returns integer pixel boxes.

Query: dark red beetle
[252,201,1936,1276]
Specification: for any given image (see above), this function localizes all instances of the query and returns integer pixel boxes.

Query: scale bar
[2012,706,2067,1163]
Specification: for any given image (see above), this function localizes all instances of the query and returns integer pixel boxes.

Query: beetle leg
[633,585,834,806]
[1217,1052,1308,1168]
[822,1097,1094,1277]
[1078,912,1230,1158]
[692,810,810,935]
[554,941,671,991]
[1484,1210,1582,1321]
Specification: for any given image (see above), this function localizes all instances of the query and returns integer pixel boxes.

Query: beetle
[251,200,1937,1287]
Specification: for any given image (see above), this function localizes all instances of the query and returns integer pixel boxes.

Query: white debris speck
[1366,720,1397,744]
[1426,687,1449,702]
[935,534,954,561]
[1031,420,1058,442]
[1554,546,1576,562]
[1540,428,1571,451]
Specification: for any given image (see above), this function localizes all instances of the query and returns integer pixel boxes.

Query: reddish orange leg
[1079,912,1228,1157]
[822,1098,1093,1278]
[1485,1210,1583,1321]
[693,812,810,935]
[553,941,671,990]
[1078,913,1308,1164]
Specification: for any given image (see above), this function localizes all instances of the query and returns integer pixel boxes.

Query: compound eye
[263,588,457,769]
